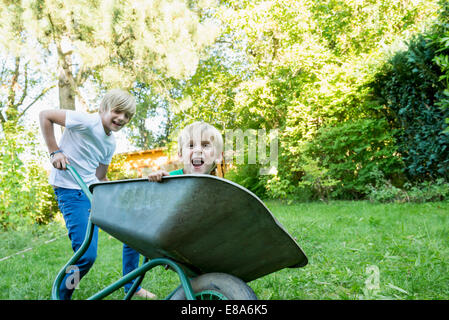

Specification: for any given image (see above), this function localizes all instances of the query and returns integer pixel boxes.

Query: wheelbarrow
[51,165,308,300]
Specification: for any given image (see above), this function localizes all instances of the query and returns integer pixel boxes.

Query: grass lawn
[0,200,448,300]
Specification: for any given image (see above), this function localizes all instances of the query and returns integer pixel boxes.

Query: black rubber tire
[170,272,258,300]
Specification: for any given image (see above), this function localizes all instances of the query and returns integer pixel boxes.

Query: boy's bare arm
[96,164,109,181]
[39,110,70,170]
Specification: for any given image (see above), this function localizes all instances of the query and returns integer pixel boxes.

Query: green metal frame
[51,165,196,300]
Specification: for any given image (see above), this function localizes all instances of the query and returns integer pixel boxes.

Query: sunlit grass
[0,200,448,300]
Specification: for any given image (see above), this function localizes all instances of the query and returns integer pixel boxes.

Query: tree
[0,1,54,130]
[169,0,440,198]
[18,0,219,113]
[126,83,173,149]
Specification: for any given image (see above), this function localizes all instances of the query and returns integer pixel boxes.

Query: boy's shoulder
[65,110,101,130]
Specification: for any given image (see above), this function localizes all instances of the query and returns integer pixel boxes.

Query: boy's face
[100,109,131,135]
[179,131,222,174]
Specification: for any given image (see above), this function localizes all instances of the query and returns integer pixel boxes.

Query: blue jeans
[54,187,142,299]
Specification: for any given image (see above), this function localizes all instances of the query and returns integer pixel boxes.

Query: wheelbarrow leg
[52,165,195,300]
[123,257,149,300]
[87,258,196,300]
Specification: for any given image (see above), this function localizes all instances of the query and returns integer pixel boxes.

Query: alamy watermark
[364,265,380,296]
[181,126,279,175]
[65,265,80,290]
[223,128,278,175]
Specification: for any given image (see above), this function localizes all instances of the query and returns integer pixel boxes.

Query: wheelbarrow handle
[51,164,94,300]
[53,166,196,300]
[66,164,93,203]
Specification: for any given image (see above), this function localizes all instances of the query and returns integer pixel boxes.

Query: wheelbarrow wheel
[170,272,257,300]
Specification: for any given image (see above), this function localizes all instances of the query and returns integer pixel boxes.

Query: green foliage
[370,32,449,180]
[225,164,267,199]
[310,0,438,56]
[170,0,440,200]
[368,173,449,203]
[20,0,218,87]
[126,84,172,150]
[0,124,58,230]
[265,174,296,201]
[2,0,449,210]
[429,0,449,123]
[107,153,139,181]
[306,119,404,199]
[296,157,339,202]
[265,155,339,202]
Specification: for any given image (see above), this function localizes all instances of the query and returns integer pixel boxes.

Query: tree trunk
[5,56,21,123]
[57,52,76,134]
[58,68,76,111]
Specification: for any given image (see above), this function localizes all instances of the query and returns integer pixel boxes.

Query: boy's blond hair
[99,89,136,118]
[177,121,223,157]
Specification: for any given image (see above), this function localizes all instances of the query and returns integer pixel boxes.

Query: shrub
[429,1,449,131]
[368,177,449,203]
[371,32,449,180]
[107,153,139,181]
[0,124,58,229]
[306,119,404,199]
[225,164,268,199]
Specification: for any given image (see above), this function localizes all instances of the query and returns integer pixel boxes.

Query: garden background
[0,0,448,300]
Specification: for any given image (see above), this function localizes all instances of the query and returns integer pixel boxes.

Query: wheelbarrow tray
[89,174,307,282]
